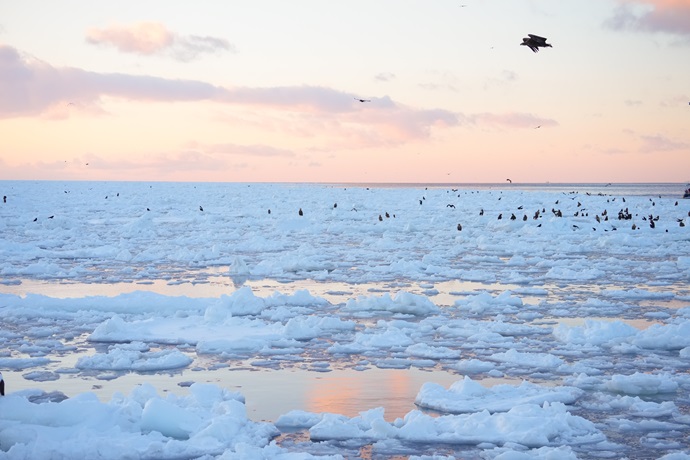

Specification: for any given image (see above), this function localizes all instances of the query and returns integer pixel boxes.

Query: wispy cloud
[195,142,296,158]
[220,85,366,113]
[471,112,558,129]
[76,150,231,174]
[0,150,234,181]
[639,133,689,152]
[86,22,236,61]
[374,72,396,82]
[606,1,690,39]
[660,94,690,106]
[418,70,462,93]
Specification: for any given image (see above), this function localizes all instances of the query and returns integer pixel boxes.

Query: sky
[0,0,689,184]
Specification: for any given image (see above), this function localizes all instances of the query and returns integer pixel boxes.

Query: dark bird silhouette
[521,34,552,53]
[199,206,204,212]
[2,196,6,203]
[457,223,462,231]
[355,98,371,103]
[298,208,303,216]
[506,178,512,183]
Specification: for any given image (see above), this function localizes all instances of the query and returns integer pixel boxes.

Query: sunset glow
[1,0,689,183]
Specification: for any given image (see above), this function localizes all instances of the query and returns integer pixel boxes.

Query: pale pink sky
[1,0,689,183]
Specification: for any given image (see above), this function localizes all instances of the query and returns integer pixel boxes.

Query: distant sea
[3,180,687,200]
[328,182,687,199]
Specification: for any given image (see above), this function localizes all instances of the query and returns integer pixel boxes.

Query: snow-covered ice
[1,181,689,459]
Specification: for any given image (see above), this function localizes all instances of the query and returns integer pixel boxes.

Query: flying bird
[521,34,552,53]
[354,98,371,103]
[506,178,512,183]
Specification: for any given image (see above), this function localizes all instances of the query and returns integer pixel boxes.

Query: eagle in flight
[521,34,552,53]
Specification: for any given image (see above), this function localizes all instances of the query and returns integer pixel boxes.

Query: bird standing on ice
[0,371,4,395]
[521,34,552,53]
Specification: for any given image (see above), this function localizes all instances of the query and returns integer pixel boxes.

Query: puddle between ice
[6,364,525,423]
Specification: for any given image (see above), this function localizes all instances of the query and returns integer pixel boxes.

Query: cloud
[471,112,558,129]
[0,150,235,181]
[86,22,235,61]
[639,133,689,152]
[660,94,690,106]
[77,150,230,174]
[172,35,235,62]
[1,44,555,146]
[418,82,459,92]
[0,44,229,117]
[606,1,690,39]
[374,72,396,82]
[86,22,173,54]
[0,43,472,149]
[418,70,462,93]
[199,142,296,158]
[221,85,364,113]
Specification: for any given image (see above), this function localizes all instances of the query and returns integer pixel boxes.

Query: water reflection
[2,275,686,425]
